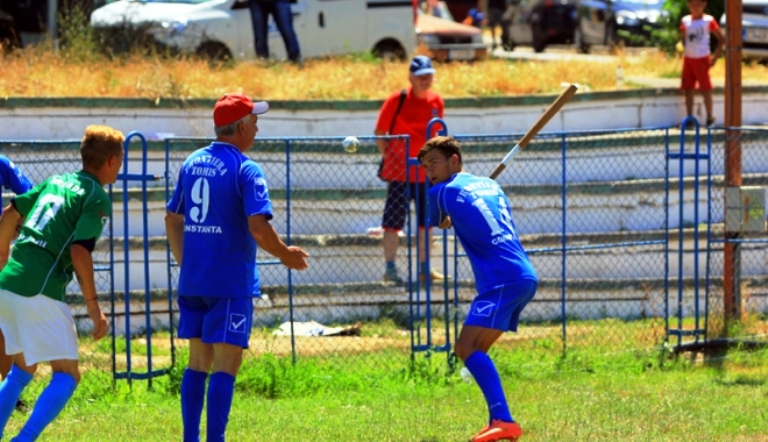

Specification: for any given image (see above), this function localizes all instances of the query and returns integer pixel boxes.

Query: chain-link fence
[705,127,768,345]
[4,126,767,380]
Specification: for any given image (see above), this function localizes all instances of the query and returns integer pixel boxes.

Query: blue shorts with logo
[464,279,538,332]
[177,296,253,348]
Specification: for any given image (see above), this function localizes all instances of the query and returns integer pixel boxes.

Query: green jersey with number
[0,171,111,301]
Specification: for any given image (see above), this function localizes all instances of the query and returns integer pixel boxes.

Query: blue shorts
[464,279,538,332]
[382,181,428,230]
[177,296,253,348]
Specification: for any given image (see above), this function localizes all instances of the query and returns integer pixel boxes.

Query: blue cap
[409,55,436,76]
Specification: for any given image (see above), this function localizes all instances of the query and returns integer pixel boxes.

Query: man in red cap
[166,93,310,442]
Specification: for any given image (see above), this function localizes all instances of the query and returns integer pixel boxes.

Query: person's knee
[50,361,81,384]
[454,339,479,361]
[212,345,244,376]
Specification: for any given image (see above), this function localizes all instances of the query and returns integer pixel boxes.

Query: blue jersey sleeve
[241,161,273,220]
[427,183,448,228]
[167,169,186,214]
[0,156,33,195]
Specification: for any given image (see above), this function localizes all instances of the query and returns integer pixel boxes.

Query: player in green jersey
[0,125,124,442]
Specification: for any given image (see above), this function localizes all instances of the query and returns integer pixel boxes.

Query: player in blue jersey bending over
[418,136,538,442]
[165,93,310,442]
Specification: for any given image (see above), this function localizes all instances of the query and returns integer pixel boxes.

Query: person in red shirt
[374,56,446,284]
[679,0,724,128]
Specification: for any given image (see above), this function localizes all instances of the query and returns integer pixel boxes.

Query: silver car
[721,0,768,60]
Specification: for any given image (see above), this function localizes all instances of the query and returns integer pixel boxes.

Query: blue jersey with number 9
[427,172,537,293]
[168,142,273,298]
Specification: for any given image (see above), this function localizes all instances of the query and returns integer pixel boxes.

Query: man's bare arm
[248,215,309,270]
[165,211,185,266]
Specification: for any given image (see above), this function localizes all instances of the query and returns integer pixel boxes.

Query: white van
[91,0,417,61]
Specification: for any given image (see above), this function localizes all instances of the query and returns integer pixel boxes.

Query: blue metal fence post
[164,138,177,371]
[122,132,133,387]
[560,133,567,353]
[664,128,670,343]
[286,139,296,365]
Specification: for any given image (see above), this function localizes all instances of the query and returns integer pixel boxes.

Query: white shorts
[0,289,79,365]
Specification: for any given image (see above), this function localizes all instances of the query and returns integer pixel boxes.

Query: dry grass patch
[4,47,767,100]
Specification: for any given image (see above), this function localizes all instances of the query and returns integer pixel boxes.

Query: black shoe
[706,115,716,127]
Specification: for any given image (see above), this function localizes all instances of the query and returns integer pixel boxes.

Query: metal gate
[110,132,175,386]
[665,117,710,350]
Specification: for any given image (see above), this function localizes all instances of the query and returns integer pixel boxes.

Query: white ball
[342,136,360,153]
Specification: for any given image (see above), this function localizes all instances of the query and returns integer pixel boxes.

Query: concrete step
[89,226,768,294]
[70,274,768,336]
[99,168,768,237]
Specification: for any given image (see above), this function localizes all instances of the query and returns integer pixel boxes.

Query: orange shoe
[471,420,522,442]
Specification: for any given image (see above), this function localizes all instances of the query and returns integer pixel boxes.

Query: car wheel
[573,23,589,54]
[196,42,232,62]
[532,24,546,53]
[373,40,405,61]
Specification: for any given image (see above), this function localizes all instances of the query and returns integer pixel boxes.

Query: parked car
[574,0,664,53]
[91,0,417,61]
[416,11,487,60]
[721,0,768,60]
[506,0,577,52]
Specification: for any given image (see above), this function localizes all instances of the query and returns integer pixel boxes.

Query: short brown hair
[80,125,124,169]
[418,136,463,164]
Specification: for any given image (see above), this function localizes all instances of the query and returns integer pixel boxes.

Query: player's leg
[9,294,82,441]
[0,329,10,379]
[0,354,35,440]
[13,358,79,442]
[455,326,511,421]
[457,280,537,442]
[0,329,27,414]
[204,297,252,442]
[382,181,408,283]
[178,296,212,442]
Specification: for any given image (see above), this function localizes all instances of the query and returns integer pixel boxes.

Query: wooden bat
[488,84,578,180]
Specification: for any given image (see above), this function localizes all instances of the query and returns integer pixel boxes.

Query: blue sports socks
[464,350,514,423]
[13,371,77,442]
[385,261,396,272]
[0,365,33,440]
[181,369,209,442]
[206,372,235,442]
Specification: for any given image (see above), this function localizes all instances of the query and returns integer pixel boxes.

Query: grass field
[5,318,768,441]
[3,42,768,99]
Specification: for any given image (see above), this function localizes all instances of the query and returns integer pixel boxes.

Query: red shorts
[681,56,712,91]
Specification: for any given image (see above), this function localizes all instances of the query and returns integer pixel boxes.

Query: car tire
[373,40,406,61]
[532,24,546,53]
[196,41,232,62]
[573,23,589,54]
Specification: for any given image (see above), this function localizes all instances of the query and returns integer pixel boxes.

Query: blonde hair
[80,125,124,169]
